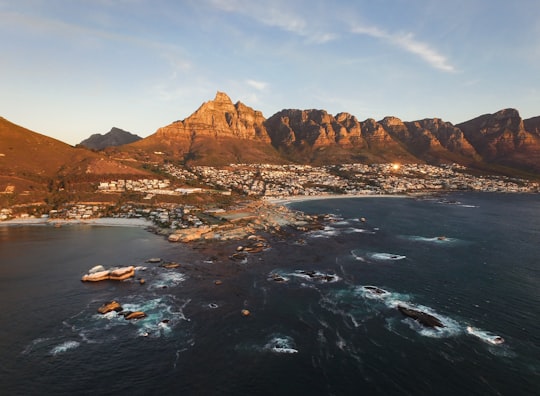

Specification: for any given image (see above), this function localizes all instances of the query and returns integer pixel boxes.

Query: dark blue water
[1,193,539,395]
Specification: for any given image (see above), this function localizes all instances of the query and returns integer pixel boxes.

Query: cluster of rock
[81,265,135,282]
[166,201,321,243]
[229,235,270,261]
[97,300,147,320]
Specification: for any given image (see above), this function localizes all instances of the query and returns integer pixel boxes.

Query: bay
[0,193,539,395]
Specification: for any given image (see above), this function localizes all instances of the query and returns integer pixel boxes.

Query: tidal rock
[88,265,106,274]
[81,269,110,282]
[161,262,180,269]
[108,266,135,281]
[97,300,123,314]
[81,266,135,282]
[397,305,444,328]
[124,311,147,320]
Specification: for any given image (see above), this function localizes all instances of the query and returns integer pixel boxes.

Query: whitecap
[267,271,290,283]
[290,270,340,283]
[49,340,80,356]
[350,250,366,261]
[351,250,406,262]
[344,227,376,235]
[148,271,187,290]
[369,252,406,261]
[400,235,458,244]
[310,226,340,238]
[22,337,51,355]
[359,285,392,299]
[466,326,505,346]
[264,335,298,354]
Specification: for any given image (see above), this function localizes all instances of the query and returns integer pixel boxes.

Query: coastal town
[1,163,538,231]
[180,162,539,197]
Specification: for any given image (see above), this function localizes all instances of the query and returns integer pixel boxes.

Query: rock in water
[81,269,110,282]
[108,266,135,281]
[97,301,123,314]
[124,311,147,320]
[241,309,250,317]
[88,265,106,274]
[397,305,444,328]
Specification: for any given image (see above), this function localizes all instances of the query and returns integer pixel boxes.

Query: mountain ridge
[5,92,540,181]
[110,91,539,174]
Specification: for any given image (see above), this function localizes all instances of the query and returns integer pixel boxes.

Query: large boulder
[81,266,135,282]
[109,266,135,281]
[97,300,123,314]
[81,269,110,282]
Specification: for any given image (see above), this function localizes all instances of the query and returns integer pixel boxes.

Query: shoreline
[0,194,416,228]
[0,217,153,228]
[265,193,412,205]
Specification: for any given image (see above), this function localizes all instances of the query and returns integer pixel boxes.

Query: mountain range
[1,91,540,204]
[108,92,540,176]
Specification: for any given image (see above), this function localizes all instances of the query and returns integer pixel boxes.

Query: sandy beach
[0,217,153,228]
[265,193,410,205]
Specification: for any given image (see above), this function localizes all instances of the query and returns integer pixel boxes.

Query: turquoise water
[0,193,539,395]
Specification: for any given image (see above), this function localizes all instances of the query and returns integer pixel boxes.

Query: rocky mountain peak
[380,116,405,127]
[79,127,141,150]
[214,91,233,104]
[154,91,269,141]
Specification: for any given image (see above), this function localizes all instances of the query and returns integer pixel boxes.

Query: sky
[1,0,539,145]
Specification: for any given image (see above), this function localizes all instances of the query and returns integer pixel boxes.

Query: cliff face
[264,109,361,148]
[457,109,540,171]
[127,92,280,165]
[122,92,540,173]
[524,116,540,137]
[156,91,270,142]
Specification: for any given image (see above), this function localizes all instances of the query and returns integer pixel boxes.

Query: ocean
[0,192,539,395]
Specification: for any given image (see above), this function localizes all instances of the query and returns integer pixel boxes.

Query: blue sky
[1,0,539,145]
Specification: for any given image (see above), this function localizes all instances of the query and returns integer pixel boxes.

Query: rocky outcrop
[97,300,123,314]
[397,305,445,328]
[122,311,147,320]
[81,266,135,282]
[457,108,540,171]
[524,116,540,137]
[125,91,280,165]
[79,127,142,150]
[156,92,270,142]
[265,109,362,148]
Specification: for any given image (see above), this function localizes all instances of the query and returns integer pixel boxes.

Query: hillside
[0,117,150,202]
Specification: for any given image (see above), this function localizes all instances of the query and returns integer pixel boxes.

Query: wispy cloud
[0,10,190,62]
[206,0,337,44]
[351,23,455,72]
[246,79,268,91]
